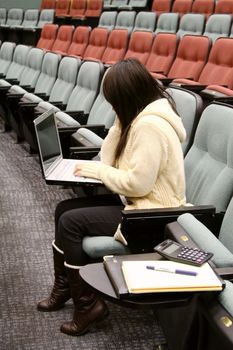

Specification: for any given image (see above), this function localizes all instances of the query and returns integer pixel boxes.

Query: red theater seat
[55,0,71,17]
[51,25,74,55]
[151,0,173,16]
[145,33,179,78]
[124,31,154,64]
[172,0,193,16]
[102,29,129,65]
[83,27,109,61]
[40,0,56,10]
[36,24,59,50]
[67,25,91,57]
[191,0,215,19]
[153,35,211,82]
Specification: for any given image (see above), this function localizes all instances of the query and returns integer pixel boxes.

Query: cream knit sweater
[78,98,187,210]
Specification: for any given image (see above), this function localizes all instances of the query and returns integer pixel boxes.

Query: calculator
[153,239,213,266]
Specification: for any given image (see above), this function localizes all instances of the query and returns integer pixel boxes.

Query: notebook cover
[103,252,160,298]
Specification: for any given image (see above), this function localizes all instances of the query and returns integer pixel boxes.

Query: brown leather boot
[60,267,109,336]
[37,243,71,312]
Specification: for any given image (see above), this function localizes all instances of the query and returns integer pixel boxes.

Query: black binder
[103,252,160,298]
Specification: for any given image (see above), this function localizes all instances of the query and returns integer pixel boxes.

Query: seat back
[115,11,136,34]
[48,56,80,104]
[198,38,233,88]
[55,0,71,17]
[67,26,91,57]
[124,31,154,64]
[102,29,128,65]
[5,8,23,26]
[86,68,116,128]
[5,44,31,81]
[127,0,148,8]
[167,35,211,80]
[146,33,178,76]
[83,27,109,61]
[66,61,104,114]
[172,0,193,16]
[154,12,179,34]
[51,25,74,54]
[0,41,16,76]
[151,0,173,16]
[18,48,44,88]
[167,86,203,155]
[185,102,233,212]
[34,52,61,95]
[215,0,233,15]
[85,0,103,17]
[21,9,39,27]
[133,11,156,32]
[176,13,205,38]
[0,8,7,25]
[203,14,231,43]
[40,0,56,10]
[69,0,86,17]
[36,23,58,50]
[98,11,117,31]
[37,9,55,28]
[110,0,128,6]
[191,0,215,19]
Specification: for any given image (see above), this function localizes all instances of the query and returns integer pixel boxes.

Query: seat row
[0,8,55,29]
[35,22,233,98]
[152,0,233,18]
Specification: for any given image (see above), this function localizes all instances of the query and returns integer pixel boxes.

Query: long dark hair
[103,58,177,160]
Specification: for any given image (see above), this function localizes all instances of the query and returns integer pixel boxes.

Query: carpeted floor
[0,121,166,350]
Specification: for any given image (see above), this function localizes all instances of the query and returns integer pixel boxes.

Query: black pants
[54,194,124,266]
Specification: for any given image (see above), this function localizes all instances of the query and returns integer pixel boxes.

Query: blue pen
[146,265,197,276]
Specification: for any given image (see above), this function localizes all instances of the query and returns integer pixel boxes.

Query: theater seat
[98,11,118,31]
[203,14,231,43]
[83,27,109,61]
[101,29,128,65]
[154,12,179,34]
[172,38,233,92]
[171,0,193,17]
[145,33,178,77]
[133,11,157,32]
[153,35,211,84]
[124,31,153,64]
[36,23,58,50]
[37,9,55,28]
[67,25,91,58]
[151,0,173,17]
[40,0,56,10]
[176,13,205,38]
[191,0,215,20]
[114,10,136,34]
[51,25,74,55]
[0,41,16,79]
[0,8,7,25]
[0,8,23,28]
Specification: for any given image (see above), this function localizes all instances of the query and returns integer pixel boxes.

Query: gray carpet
[0,121,166,350]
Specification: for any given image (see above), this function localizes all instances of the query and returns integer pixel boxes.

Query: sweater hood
[135,98,186,143]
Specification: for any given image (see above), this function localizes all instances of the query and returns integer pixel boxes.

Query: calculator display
[164,243,180,254]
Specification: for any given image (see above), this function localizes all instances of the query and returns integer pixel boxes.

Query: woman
[37,59,186,336]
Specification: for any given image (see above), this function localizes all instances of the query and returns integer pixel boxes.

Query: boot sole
[60,308,109,336]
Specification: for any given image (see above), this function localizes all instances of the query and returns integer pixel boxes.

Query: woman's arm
[75,122,168,197]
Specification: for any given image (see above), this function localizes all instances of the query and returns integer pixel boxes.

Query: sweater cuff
[78,162,102,180]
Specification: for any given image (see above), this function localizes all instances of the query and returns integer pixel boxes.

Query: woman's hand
[73,163,84,177]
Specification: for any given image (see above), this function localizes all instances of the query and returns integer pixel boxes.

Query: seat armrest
[7,93,24,99]
[18,101,40,109]
[69,146,100,160]
[6,78,19,85]
[0,73,6,79]
[64,111,88,124]
[120,205,216,253]
[177,84,207,92]
[51,101,66,109]
[215,267,233,280]
[159,78,173,86]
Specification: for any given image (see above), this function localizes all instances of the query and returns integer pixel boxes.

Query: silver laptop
[34,109,102,186]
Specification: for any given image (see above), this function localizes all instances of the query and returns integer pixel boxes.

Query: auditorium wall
[0,0,41,10]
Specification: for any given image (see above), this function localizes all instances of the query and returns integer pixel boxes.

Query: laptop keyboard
[51,159,77,181]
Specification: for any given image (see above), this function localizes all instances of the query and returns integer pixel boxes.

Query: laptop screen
[34,110,62,176]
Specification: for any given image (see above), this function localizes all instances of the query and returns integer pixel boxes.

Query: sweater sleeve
[100,117,121,166]
[79,122,168,197]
